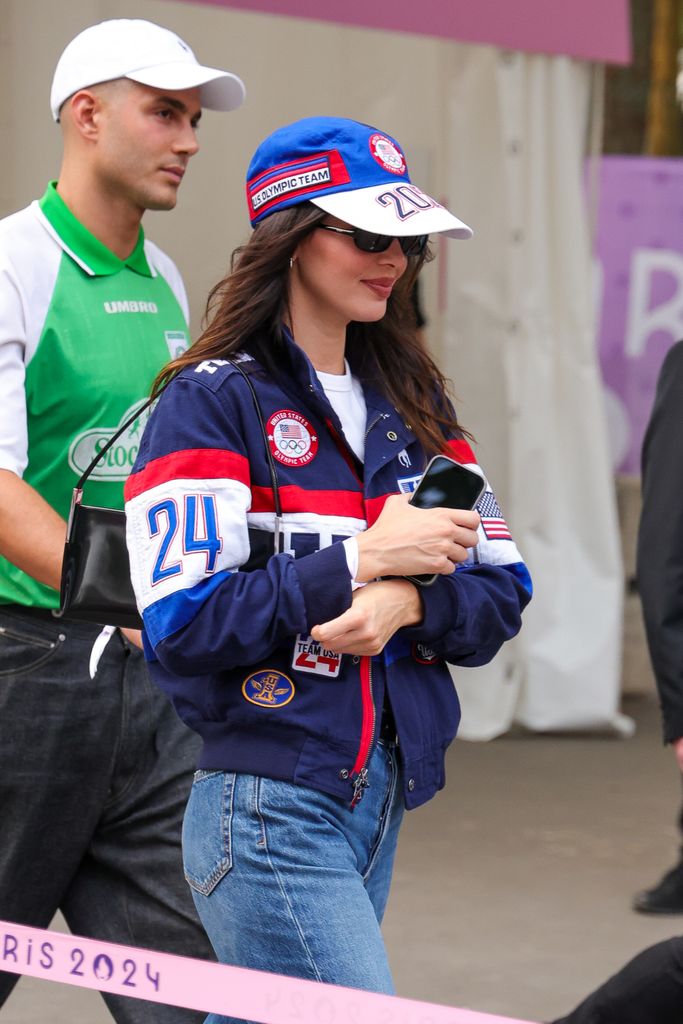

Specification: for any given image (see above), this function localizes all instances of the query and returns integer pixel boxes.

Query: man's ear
[65,89,102,141]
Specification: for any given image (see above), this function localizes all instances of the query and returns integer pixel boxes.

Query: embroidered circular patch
[368,133,406,175]
[412,642,439,665]
[242,669,296,708]
[267,409,318,466]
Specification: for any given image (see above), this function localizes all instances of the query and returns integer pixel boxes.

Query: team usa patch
[246,150,351,220]
[267,410,318,467]
[292,633,341,677]
[368,134,406,176]
[242,669,295,708]
[412,642,439,665]
[397,474,422,495]
[478,491,512,541]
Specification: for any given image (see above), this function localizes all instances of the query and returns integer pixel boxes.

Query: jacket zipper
[348,656,376,808]
[364,411,388,443]
[346,412,389,807]
[325,409,387,807]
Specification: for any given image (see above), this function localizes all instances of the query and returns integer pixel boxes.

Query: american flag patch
[478,491,512,541]
[279,423,304,438]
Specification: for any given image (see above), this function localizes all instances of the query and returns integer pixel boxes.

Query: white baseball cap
[50,19,246,122]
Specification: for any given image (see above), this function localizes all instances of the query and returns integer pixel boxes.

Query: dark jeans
[0,605,214,1022]
[551,937,683,1023]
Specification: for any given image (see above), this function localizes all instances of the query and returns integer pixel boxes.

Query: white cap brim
[128,62,245,111]
[311,183,472,240]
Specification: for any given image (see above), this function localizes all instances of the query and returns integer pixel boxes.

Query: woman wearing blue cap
[125,116,531,1016]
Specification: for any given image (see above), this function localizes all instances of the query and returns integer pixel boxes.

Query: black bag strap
[228,359,282,519]
[70,357,282,538]
[74,392,160,492]
[228,358,283,552]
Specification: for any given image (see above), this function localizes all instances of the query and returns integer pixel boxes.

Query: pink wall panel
[179,0,631,65]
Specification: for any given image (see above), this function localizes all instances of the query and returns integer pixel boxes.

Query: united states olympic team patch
[368,134,406,175]
[267,410,318,467]
[242,669,295,708]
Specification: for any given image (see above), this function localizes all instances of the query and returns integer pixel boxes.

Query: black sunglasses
[316,223,428,257]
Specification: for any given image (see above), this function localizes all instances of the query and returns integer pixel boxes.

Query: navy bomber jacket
[125,331,532,809]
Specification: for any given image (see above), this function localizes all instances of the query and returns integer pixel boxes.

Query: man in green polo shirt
[0,19,244,1021]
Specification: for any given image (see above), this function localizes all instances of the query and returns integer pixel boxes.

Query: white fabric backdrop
[437,46,628,738]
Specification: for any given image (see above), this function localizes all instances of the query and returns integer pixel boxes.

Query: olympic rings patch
[267,410,318,467]
[368,133,406,176]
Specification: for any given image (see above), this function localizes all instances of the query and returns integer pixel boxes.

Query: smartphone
[406,454,485,586]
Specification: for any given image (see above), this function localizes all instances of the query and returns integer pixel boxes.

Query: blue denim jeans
[0,605,214,1022]
[183,740,404,1024]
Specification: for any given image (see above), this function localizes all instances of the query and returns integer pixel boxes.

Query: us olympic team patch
[368,134,406,176]
[242,669,295,708]
[267,409,318,467]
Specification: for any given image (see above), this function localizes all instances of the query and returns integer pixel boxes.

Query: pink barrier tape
[0,920,537,1024]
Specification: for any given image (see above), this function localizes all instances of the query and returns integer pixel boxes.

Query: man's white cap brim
[311,184,473,240]
[128,62,245,111]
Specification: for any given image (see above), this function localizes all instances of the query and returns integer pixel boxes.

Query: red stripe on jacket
[124,449,250,501]
[251,485,365,519]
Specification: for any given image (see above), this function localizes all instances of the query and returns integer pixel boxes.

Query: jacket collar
[276,326,417,455]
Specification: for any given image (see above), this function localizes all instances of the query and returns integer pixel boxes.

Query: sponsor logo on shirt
[164,330,189,359]
[68,400,154,481]
[103,301,159,314]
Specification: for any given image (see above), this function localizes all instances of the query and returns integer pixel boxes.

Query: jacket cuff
[400,576,460,642]
[293,542,353,629]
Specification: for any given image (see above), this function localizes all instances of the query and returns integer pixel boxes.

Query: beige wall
[1,0,452,336]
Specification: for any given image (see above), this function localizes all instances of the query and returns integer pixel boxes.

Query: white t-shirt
[316,361,367,462]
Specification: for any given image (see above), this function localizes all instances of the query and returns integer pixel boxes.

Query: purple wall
[595,157,683,474]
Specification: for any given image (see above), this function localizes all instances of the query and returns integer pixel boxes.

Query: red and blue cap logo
[246,116,411,226]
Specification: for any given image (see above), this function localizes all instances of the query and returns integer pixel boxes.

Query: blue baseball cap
[246,116,472,240]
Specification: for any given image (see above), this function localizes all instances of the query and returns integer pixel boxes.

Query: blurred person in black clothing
[550,936,683,1023]
[634,339,683,914]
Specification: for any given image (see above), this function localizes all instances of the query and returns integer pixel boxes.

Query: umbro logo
[103,300,158,314]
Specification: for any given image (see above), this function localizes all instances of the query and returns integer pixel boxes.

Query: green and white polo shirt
[0,182,190,608]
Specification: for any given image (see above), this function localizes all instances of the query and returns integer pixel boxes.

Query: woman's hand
[311,578,423,656]
[355,493,480,583]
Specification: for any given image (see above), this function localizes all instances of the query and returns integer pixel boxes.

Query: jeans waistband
[0,603,116,639]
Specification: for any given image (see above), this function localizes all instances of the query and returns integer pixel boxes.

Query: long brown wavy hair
[154,202,470,456]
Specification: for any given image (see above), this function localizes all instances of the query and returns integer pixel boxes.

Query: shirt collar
[39,182,152,278]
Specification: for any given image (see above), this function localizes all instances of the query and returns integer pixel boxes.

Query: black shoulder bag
[58,360,282,629]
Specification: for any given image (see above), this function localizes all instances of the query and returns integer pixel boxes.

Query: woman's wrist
[354,530,384,583]
[342,537,367,590]
[379,576,423,628]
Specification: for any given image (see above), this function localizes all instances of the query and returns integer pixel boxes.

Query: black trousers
[551,937,683,1023]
